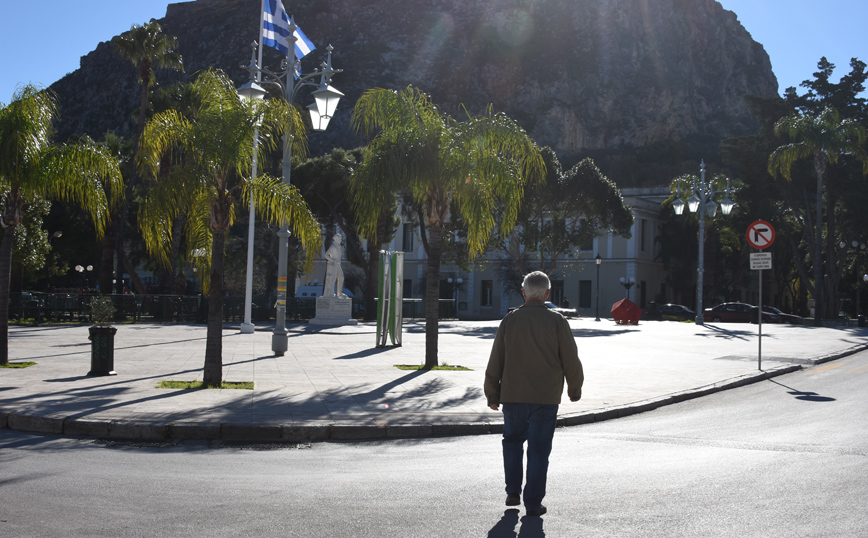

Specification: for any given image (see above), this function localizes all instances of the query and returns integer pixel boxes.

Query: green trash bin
[87,325,117,376]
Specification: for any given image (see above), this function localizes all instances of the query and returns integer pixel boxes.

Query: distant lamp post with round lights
[860,273,868,320]
[75,264,93,293]
[619,276,636,301]
[838,241,867,321]
[594,254,602,321]
[671,160,735,325]
[236,31,343,352]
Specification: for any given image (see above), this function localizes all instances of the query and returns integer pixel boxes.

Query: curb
[557,363,802,427]
[0,363,817,443]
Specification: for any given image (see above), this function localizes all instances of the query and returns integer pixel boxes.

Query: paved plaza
[2,319,867,441]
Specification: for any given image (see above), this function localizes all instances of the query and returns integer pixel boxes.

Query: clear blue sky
[1,0,866,103]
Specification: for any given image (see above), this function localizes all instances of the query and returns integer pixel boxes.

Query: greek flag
[262,0,315,59]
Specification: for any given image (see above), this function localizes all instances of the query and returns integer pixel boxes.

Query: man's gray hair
[522,271,550,301]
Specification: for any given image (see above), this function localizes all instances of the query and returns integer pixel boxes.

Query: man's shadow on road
[487,509,546,538]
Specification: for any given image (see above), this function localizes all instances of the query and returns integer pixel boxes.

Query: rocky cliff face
[50,0,777,186]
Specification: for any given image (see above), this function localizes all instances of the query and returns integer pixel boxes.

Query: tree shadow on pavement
[696,324,764,342]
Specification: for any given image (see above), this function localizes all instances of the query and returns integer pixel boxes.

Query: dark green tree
[492,148,633,293]
[769,107,868,322]
[0,85,123,364]
[111,20,183,294]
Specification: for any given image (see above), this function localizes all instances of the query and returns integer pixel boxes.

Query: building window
[404,279,412,298]
[481,280,493,307]
[551,280,564,306]
[402,223,414,252]
[579,280,592,308]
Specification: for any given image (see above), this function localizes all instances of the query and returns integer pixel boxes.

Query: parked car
[645,303,695,321]
[762,306,803,325]
[545,301,579,318]
[703,302,781,324]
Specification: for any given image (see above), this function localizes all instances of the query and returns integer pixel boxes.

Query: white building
[300,187,676,320]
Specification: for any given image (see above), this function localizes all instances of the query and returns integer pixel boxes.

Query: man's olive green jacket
[484,300,584,406]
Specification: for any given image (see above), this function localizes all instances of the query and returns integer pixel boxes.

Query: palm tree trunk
[424,223,443,368]
[813,154,825,326]
[365,238,380,322]
[203,229,225,387]
[824,187,842,319]
[0,226,15,364]
[99,223,116,294]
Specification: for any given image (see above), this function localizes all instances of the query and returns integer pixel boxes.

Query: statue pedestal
[310,296,358,326]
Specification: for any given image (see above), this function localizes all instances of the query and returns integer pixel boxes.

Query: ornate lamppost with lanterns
[671,161,735,325]
[236,23,343,354]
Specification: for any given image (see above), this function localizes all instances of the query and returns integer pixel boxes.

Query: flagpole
[240,0,267,334]
[256,0,264,83]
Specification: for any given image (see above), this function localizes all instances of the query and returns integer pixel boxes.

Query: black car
[703,302,781,324]
[645,303,695,321]
[762,306,803,325]
[545,302,579,318]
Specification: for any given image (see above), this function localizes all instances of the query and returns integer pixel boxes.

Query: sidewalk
[2,319,867,442]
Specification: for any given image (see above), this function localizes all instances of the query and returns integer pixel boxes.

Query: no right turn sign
[746,220,775,250]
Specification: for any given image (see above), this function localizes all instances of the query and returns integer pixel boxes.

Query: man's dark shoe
[506,494,521,506]
[526,505,547,517]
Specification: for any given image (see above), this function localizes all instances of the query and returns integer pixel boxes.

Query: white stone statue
[322,233,347,298]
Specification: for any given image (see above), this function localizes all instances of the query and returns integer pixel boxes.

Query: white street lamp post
[447,277,463,318]
[238,26,342,355]
[672,160,735,325]
[594,254,602,321]
[236,72,266,334]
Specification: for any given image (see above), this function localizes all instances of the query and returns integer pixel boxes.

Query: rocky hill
[49,0,777,186]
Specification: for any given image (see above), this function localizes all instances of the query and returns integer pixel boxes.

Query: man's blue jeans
[501,403,559,510]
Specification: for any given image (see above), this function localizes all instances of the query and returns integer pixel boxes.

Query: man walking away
[484,271,584,517]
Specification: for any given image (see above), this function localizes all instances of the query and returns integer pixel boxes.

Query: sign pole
[758,258,762,371]
[746,221,776,372]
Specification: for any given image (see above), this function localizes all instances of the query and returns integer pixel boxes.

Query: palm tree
[96,131,133,293]
[0,85,123,364]
[768,107,868,323]
[137,69,321,387]
[112,20,183,294]
[352,86,545,367]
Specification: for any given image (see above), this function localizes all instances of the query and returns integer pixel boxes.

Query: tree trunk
[813,154,825,326]
[115,76,150,295]
[365,238,380,322]
[0,226,15,364]
[99,222,116,294]
[424,223,443,368]
[203,229,225,387]
[824,186,842,319]
[121,252,147,295]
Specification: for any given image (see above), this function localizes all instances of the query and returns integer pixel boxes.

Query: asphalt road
[2,351,866,537]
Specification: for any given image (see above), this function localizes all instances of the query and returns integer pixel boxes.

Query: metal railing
[9,292,448,324]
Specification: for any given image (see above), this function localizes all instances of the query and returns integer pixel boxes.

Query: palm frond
[244,174,322,269]
[39,137,122,238]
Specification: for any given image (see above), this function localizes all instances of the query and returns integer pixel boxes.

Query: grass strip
[0,361,37,368]
[156,380,254,390]
[394,364,471,371]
